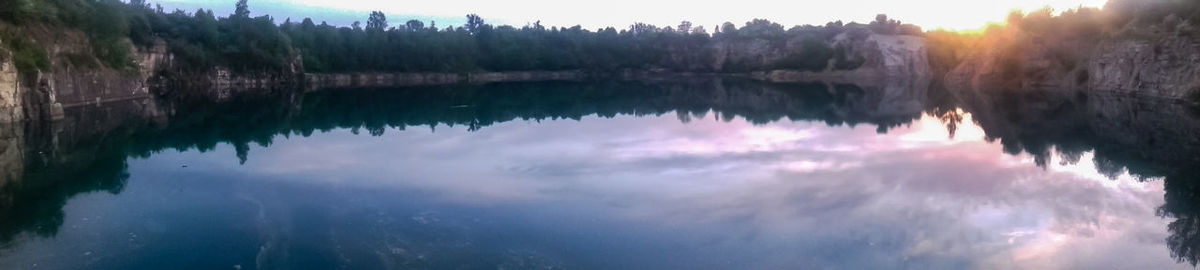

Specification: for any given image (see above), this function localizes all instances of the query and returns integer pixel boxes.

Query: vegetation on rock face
[941,0,1200,88]
[0,30,48,74]
[0,0,922,74]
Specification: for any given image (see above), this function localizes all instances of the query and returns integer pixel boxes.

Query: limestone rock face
[947,32,1200,100]
[738,34,932,83]
[0,52,20,123]
[864,34,931,79]
[710,38,784,72]
[0,26,171,123]
[1088,36,1200,99]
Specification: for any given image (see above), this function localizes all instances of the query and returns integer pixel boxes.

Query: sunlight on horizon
[159,0,1108,31]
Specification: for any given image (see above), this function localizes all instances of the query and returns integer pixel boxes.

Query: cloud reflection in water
[230,110,1180,269]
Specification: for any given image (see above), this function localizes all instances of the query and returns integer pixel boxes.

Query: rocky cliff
[0,25,167,124]
[1087,36,1200,100]
[0,22,941,126]
[946,29,1200,100]
[0,51,20,124]
[745,33,932,84]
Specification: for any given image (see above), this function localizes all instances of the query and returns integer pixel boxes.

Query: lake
[1,78,1198,269]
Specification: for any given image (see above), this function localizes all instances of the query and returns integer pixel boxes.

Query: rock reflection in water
[0,78,1198,269]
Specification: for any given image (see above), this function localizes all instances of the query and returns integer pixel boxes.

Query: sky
[152,0,1109,31]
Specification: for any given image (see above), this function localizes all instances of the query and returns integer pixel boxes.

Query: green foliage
[366,11,387,32]
[0,0,34,23]
[739,19,786,38]
[87,0,135,69]
[775,38,835,71]
[868,14,922,35]
[92,38,133,70]
[233,0,249,19]
[1,31,49,75]
[0,0,920,74]
[0,0,79,25]
[7,0,1198,76]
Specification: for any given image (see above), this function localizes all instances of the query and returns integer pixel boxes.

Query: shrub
[91,37,133,70]
[1,32,49,75]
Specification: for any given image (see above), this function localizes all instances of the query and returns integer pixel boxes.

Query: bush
[12,46,49,73]
[92,37,133,70]
[774,37,835,71]
[2,32,49,75]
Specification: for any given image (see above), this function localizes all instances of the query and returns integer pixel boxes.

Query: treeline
[0,0,920,74]
[4,0,1200,76]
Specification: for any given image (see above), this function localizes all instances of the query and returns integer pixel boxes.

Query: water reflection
[0,78,1198,269]
[949,84,1200,267]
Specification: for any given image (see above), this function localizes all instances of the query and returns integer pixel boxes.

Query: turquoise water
[0,80,1196,269]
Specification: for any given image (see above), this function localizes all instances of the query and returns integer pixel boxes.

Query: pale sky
[152,0,1109,31]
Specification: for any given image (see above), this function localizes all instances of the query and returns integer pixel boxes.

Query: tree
[466,14,484,35]
[0,0,33,22]
[869,13,901,34]
[405,20,424,31]
[234,0,250,18]
[678,21,692,35]
[366,11,387,32]
[740,19,784,37]
[720,22,737,37]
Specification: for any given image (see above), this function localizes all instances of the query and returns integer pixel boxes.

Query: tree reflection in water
[2,78,1200,266]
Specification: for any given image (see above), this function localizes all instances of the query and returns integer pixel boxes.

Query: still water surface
[0,80,1197,269]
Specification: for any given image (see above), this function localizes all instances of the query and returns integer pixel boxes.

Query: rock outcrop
[0,25,167,123]
[748,34,932,84]
[710,38,784,71]
[0,52,20,124]
[1088,36,1200,100]
[946,30,1200,100]
[0,19,944,129]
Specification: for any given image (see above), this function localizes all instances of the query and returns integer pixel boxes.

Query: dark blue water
[1,80,1196,269]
